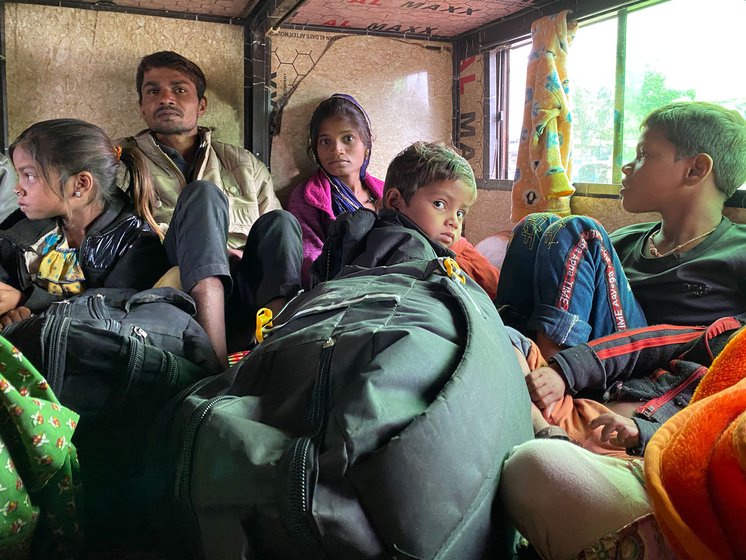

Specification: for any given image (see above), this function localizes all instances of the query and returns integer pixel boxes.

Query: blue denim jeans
[496,213,647,346]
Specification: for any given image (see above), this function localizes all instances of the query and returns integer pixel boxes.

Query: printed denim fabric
[496,213,647,346]
[496,212,562,322]
[0,335,82,559]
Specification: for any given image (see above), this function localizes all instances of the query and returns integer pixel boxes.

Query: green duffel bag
[149,258,533,560]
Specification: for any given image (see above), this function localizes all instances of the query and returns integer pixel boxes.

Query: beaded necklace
[647,225,718,258]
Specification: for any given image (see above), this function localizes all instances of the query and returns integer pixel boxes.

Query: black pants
[165,181,302,350]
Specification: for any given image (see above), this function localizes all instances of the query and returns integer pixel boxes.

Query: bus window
[498,0,746,187]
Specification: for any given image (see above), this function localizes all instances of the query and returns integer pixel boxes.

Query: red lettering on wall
[459,56,475,72]
[459,74,475,94]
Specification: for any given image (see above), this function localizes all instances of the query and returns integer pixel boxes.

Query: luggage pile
[148,259,532,559]
[1,263,532,559]
[2,287,221,550]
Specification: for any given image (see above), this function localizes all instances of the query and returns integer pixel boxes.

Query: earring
[14,190,21,197]
[74,192,82,198]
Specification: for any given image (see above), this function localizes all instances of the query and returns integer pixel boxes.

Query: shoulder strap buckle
[439,257,466,285]
[255,308,274,343]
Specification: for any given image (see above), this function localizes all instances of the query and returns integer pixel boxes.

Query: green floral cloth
[0,335,82,558]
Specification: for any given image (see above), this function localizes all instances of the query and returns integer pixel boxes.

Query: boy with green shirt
[497,101,746,368]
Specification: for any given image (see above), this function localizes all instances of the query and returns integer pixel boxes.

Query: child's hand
[525,366,566,411]
[0,306,31,328]
[0,282,23,316]
[589,412,640,449]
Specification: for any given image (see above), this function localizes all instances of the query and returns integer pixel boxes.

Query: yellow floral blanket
[511,10,577,222]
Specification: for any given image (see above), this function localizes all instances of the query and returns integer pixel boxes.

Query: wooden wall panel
[4,4,243,145]
[269,29,453,199]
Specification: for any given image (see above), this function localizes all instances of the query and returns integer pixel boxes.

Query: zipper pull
[638,404,656,418]
[322,337,336,348]
[132,326,148,340]
[602,381,623,402]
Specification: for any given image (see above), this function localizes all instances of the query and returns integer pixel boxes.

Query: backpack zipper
[177,395,237,506]
[48,299,71,317]
[121,336,146,400]
[132,326,148,341]
[284,437,325,557]
[163,351,178,393]
[262,296,399,337]
[42,316,70,395]
[90,293,116,330]
[308,337,335,434]
[283,337,336,555]
[437,257,482,316]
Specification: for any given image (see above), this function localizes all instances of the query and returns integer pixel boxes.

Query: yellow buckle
[442,257,466,285]
[255,308,274,343]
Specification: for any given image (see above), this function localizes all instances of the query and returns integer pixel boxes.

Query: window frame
[484,0,681,194]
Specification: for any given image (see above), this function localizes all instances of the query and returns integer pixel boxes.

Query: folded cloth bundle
[510,9,577,222]
[645,325,746,559]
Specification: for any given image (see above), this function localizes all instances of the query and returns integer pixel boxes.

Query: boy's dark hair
[384,141,477,203]
[308,95,372,166]
[643,102,746,197]
[136,51,207,103]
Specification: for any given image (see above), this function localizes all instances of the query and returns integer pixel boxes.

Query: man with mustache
[119,51,283,365]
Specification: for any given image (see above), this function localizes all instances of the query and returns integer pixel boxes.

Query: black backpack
[2,287,221,376]
[2,287,223,548]
[149,259,533,559]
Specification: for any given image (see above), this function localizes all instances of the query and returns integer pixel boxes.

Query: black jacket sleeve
[0,227,64,313]
[101,232,169,290]
[22,285,64,313]
[311,209,453,286]
[81,197,170,292]
[627,417,659,456]
[550,324,707,395]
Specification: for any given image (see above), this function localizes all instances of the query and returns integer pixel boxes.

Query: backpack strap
[338,257,462,283]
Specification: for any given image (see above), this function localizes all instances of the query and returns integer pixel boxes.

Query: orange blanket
[645,326,746,560]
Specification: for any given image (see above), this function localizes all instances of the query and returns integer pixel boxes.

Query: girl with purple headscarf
[287,94,384,288]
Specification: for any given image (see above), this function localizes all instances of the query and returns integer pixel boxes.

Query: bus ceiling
[2,0,647,41]
[0,0,654,155]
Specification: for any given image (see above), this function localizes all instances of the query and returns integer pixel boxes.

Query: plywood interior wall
[468,189,664,245]
[6,3,730,246]
[4,3,243,145]
[269,29,453,200]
